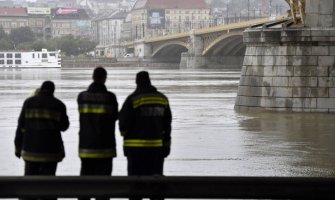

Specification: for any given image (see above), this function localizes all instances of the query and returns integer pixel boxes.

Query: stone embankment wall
[305,0,335,27]
[61,57,179,68]
[235,28,335,112]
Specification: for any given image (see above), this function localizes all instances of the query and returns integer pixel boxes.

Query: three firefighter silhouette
[15,67,172,200]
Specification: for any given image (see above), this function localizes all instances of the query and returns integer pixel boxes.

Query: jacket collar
[88,82,107,92]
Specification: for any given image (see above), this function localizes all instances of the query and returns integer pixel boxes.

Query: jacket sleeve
[14,101,27,158]
[111,94,119,122]
[163,99,172,157]
[119,97,133,136]
[60,102,70,132]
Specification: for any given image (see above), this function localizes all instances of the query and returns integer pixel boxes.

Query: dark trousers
[79,158,113,200]
[23,161,58,200]
[127,149,164,200]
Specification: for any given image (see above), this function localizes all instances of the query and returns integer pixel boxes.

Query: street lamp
[248,0,250,20]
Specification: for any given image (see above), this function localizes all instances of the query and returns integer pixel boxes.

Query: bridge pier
[180,53,206,69]
[180,31,207,68]
[235,0,335,112]
[134,40,152,59]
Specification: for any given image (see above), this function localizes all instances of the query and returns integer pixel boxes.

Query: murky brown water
[1,67,335,177]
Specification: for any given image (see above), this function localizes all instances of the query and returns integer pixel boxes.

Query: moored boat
[0,49,61,68]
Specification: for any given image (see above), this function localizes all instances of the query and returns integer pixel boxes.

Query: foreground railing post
[0,176,335,199]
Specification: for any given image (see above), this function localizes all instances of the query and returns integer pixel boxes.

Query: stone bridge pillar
[180,31,206,68]
[235,0,335,112]
[305,0,335,27]
[134,40,152,59]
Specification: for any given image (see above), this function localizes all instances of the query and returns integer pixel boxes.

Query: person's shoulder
[106,90,116,96]
[155,90,168,99]
[23,95,36,105]
[78,89,88,96]
[52,96,67,108]
[106,90,118,102]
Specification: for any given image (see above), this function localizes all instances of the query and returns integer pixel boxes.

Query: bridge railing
[0,176,335,199]
[143,16,288,43]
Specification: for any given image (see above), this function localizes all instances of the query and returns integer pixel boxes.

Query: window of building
[0,60,4,64]
[42,53,47,58]
[49,53,56,57]
[15,53,21,58]
[7,60,13,64]
[15,60,21,64]
[6,53,12,58]
[32,53,35,58]
[166,10,170,14]
[0,54,4,58]
[37,20,43,26]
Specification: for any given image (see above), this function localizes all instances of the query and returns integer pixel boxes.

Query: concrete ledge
[1,176,335,199]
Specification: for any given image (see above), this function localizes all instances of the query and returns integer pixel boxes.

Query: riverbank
[61,57,180,68]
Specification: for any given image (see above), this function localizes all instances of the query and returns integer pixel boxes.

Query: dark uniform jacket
[15,91,69,162]
[77,82,118,159]
[119,85,172,157]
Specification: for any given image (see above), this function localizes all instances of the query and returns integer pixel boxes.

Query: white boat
[0,49,61,68]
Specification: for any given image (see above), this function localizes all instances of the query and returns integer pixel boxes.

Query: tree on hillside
[10,27,35,49]
[0,26,8,40]
[31,40,48,51]
[56,35,78,56]
[0,26,12,50]
[0,38,13,50]
[54,34,97,56]
[76,39,97,55]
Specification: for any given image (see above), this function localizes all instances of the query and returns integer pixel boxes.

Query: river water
[1,67,335,177]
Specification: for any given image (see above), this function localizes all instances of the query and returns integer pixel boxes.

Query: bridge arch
[202,32,244,56]
[151,41,189,57]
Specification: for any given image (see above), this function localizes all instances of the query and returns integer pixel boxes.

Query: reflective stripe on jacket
[79,148,116,158]
[21,150,64,162]
[124,139,163,147]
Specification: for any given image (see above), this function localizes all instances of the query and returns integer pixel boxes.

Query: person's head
[93,66,107,84]
[136,71,151,87]
[40,81,55,95]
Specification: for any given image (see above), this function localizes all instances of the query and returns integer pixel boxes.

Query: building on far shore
[27,7,52,39]
[131,0,210,39]
[92,10,129,58]
[0,7,28,34]
[51,8,91,39]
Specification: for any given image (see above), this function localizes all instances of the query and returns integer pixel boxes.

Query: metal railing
[0,176,335,199]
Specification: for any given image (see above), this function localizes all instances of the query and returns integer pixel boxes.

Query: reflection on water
[0,68,335,177]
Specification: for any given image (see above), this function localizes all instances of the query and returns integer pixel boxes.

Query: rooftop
[0,7,27,17]
[133,0,208,10]
[52,8,90,20]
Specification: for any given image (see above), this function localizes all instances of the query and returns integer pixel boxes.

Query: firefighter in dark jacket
[15,81,69,177]
[77,67,118,200]
[119,71,172,182]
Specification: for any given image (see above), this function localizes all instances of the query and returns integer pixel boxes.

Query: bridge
[131,16,288,68]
